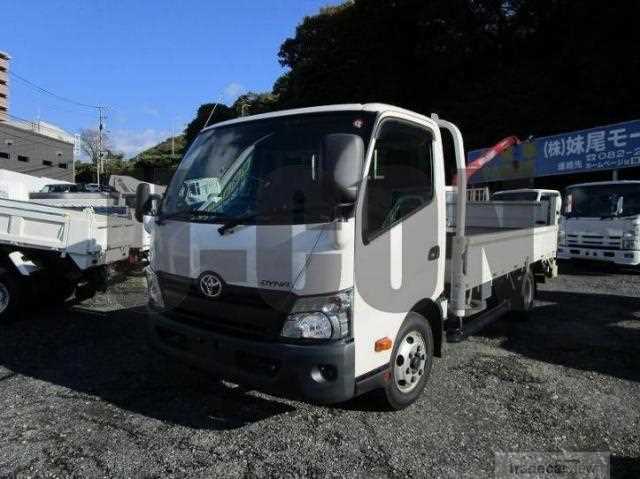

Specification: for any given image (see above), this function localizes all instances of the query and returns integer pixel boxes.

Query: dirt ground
[1,261,639,477]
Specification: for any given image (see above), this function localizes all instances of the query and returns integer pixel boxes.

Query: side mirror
[616,196,624,215]
[323,133,365,202]
[135,183,151,223]
[564,194,573,215]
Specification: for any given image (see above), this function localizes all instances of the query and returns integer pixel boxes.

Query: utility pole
[97,106,104,187]
[171,117,175,159]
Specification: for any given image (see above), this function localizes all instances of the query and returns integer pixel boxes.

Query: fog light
[311,364,338,383]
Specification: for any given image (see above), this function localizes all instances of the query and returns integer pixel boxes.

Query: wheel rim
[393,330,427,393]
[0,282,10,315]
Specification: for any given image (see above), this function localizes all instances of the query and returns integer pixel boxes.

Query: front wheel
[383,312,434,410]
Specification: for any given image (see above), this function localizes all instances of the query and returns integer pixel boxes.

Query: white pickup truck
[137,104,558,409]
[558,180,640,266]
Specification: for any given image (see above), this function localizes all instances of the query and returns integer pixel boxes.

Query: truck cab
[558,181,640,266]
[137,104,558,409]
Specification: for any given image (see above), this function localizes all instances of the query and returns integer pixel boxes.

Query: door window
[363,120,433,242]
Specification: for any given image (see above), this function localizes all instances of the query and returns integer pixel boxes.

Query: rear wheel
[383,312,434,410]
[0,272,22,324]
[511,268,535,319]
[75,283,97,303]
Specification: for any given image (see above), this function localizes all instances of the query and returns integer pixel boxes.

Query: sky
[0,0,333,158]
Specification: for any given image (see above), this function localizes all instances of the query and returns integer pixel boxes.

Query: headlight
[622,231,640,250]
[281,289,352,340]
[145,267,165,309]
[558,228,566,246]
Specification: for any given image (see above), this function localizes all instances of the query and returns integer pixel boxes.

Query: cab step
[446,300,510,343]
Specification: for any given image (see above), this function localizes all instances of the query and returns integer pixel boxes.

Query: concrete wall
[0,121,74,182]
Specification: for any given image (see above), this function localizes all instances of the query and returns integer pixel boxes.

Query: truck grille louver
[157,272,294,341]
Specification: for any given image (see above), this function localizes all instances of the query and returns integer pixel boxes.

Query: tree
[274,0,640,149]
[79,128,112,165]
[182,93,280,152]
[74,161,96,183]
[183,103,237,149]
[233,92,279,117]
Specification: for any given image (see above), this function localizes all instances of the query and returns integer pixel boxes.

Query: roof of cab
[201,103,433,131]
[567,180,640,188]
[493,188,560,195]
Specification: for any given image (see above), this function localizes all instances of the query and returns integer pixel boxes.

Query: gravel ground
[1,262,639,478]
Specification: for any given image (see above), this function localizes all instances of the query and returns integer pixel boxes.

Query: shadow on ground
[558,260,640,277]
[611,455,640,479]
[476,289,640,382]
[0,306,295,430]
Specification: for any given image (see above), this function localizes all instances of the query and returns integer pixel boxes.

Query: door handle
[428,245,440,261]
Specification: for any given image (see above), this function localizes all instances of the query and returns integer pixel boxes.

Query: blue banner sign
[467,119,640,183]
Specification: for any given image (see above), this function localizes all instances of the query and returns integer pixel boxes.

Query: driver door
[353,115,445,376]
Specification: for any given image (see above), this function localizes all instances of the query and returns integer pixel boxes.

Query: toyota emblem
[199,273,223,298]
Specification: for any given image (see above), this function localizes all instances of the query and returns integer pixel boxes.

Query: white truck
[0,198,139,322]
[136,104,558,409]
[491,188,561,204]
[558,180,640,266]
[491,188,562,226]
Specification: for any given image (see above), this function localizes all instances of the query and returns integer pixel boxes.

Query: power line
[8,70,102,110]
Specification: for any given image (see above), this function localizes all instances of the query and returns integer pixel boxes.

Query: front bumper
[557,246,640,266]
[150,312,357,404]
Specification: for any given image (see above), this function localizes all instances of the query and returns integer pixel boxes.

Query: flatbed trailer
[0,198,138,321]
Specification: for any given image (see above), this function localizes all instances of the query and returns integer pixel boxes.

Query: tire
[383,312,434,410]
[0,272,22,324]
[75,283,97,303]
[511,268,536,320]
[42,279,76,308]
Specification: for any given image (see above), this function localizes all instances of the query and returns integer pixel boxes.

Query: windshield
[162,112,375,224]
[492,191,538,201]
[564,183,640,218]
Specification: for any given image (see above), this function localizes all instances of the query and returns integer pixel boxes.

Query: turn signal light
[374,337,392,352]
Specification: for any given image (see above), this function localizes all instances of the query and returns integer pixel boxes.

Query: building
[468,119,640,192]
[0,51,9,121]
[0,50,75,182]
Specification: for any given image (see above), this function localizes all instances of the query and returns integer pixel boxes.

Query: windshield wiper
[217,206,290,235]
[158,209,228,223]
[217,204,335,235]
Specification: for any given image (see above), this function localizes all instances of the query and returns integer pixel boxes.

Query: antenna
[202,95,224,130]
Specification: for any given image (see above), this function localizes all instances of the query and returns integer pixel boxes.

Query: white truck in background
[109,175,167,258]
[0,197,138,322]
[558,180,640,266]
[0,170,153,322]
[0,169,71,201]
[136,104,558,409]
[491,188,561,204]
[491,189,562,227]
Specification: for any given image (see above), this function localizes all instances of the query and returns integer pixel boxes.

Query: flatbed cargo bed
[444,198,559,293]
[0,198,138,270]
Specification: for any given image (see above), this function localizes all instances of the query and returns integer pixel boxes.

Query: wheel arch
[410,298,443,357]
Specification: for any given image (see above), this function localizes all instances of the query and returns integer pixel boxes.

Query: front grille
[566,233,622,250]
[158,272,294,341]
